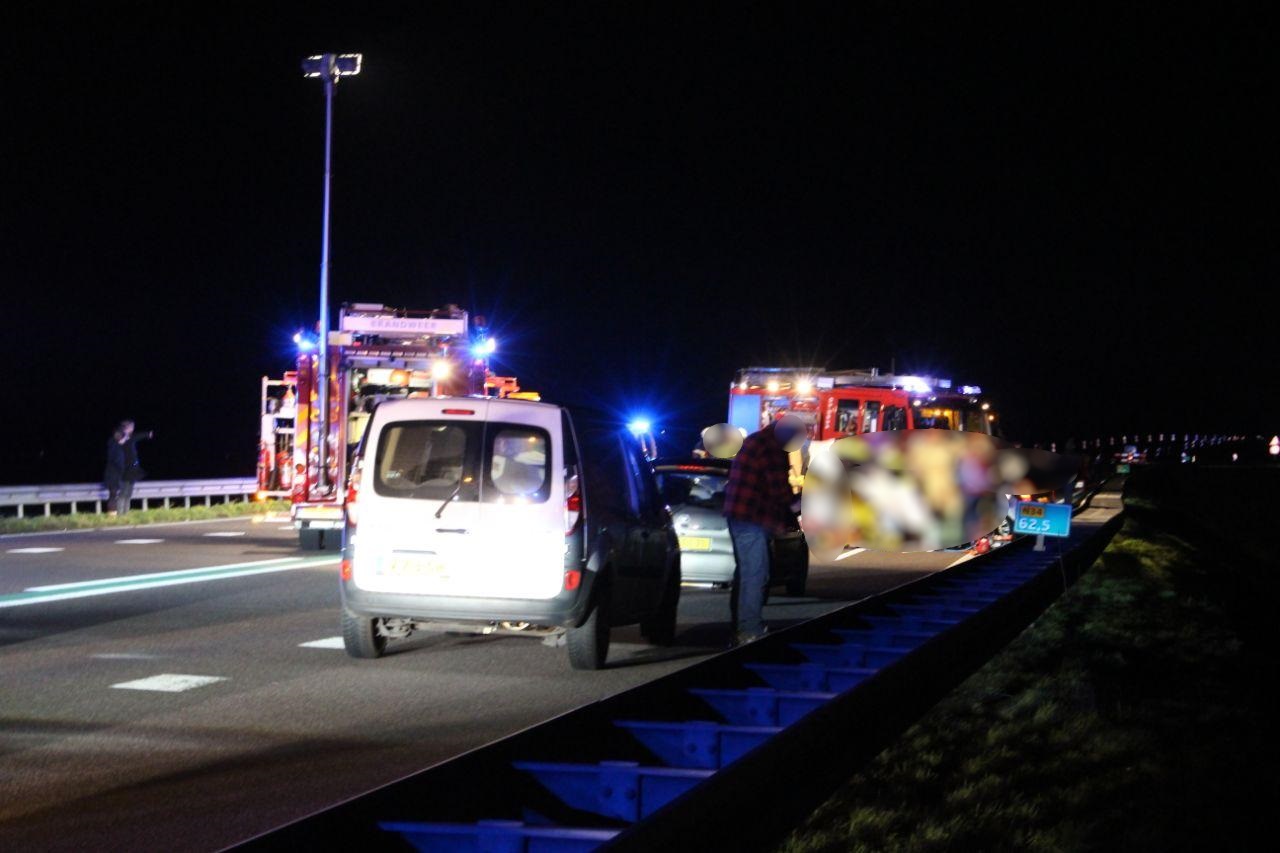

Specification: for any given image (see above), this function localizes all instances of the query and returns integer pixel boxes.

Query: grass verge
[0,500,290,535]
[779,488,1276,851]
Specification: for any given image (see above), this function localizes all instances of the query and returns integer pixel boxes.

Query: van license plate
[381,553,446,578]
[678,536,713,551]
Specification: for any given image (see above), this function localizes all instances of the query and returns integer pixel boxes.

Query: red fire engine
[289,303,529,549]
[257,372,298,498]
[728,366,998,440]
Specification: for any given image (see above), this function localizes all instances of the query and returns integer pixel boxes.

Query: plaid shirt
[723,424,798,535]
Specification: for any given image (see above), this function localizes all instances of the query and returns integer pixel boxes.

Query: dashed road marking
[110,674,227,693]
[6,547,65,554]
[299,637,346,649]
[203,531,247,537]
[92,652,163,660]
[115,538,164,545]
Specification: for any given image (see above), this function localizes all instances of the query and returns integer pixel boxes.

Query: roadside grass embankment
[0,500,290,536]
[780,466,1278,852]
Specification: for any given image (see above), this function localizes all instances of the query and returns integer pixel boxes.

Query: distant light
[981,402,990,411]
[628,419,652,436]
[301,53,363,78]
[912,399,923,406]
[796,378,814,395]
[431,360,452,380]
[293,332,315,352]
[766,380,781,393]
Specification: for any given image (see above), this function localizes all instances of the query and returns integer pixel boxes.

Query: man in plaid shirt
[723,415,805,644]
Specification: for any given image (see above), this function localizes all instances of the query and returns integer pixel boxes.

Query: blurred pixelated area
[800,431,1080,554]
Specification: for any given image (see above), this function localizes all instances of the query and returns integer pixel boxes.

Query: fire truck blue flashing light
[628,419,652,436]
[959,384,982,395]
[899,376,932,393]
[293,332,316,352]
[472,337,497,358]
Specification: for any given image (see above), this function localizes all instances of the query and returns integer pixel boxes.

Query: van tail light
[563,569,581,591]
[345,457,364,527]
[341,559,353,581]
[564,471,581,535]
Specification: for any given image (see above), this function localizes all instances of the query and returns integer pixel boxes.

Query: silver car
[653,457,809,595]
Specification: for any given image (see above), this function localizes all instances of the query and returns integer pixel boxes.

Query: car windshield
[656,468,728,510]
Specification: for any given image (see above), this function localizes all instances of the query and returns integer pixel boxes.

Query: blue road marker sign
[1014,501,1072,538]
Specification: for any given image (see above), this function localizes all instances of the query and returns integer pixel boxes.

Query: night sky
[5,4,1276,484]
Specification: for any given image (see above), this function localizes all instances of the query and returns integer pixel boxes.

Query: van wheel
[567,593,610,670]
[641,559,681,646]
[342,609,387,659]
[299,528,322,550]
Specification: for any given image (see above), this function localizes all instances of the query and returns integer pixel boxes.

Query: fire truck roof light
[431,361,452,379]
[628,419,652,436]
[796,378,814,394]
[899,376,932,393]
[958,385,982,395]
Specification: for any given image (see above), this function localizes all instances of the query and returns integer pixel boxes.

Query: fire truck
[728,366,997,440]
[289,303,531,549]
[257,372,299,498]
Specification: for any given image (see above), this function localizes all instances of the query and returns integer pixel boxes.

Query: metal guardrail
[0,478,259,518]
[239,501,1123,852]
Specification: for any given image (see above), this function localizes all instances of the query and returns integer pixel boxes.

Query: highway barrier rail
[0,478,259,518]
[241,505,1123,852]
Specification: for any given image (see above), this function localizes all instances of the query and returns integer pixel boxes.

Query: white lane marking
[0,556,337,608]
[203,531,247,537]
[6,547,65,554]
[92,652,163,660]
[945,552,978,568]
[115,538,164,545]
[834,548,867,561]
[27,557,300,591]
[111,674,227,693]
[299,637,346,649]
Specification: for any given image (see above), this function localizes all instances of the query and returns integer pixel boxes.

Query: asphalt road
[0,516,960,851]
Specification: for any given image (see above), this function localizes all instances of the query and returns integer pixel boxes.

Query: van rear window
[485,427,551,503]
[374,422,478,500]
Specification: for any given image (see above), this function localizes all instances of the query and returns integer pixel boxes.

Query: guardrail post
[44,502,50,517]
[95,500,102,513]
[70,501,77,515]
[16,504,23,519]
[142,497,149,511]
[164,497,170,509]
[184,496,191,509]
[205,496,211,507]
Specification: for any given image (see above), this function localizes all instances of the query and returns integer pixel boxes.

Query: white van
[339,398,681,669]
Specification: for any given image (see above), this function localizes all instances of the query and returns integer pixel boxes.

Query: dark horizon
[5,5,1276,485]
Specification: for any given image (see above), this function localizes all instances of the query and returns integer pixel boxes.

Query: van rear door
[476,405,565,600]
[353,401,486,597]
